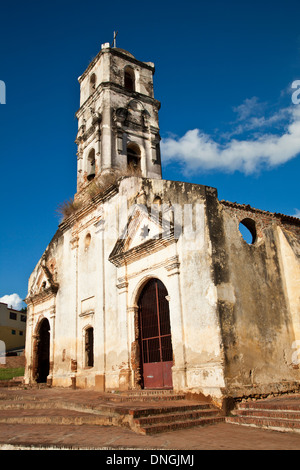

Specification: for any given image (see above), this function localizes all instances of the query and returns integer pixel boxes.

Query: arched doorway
[33,318,50,383]
[138,278,173,389]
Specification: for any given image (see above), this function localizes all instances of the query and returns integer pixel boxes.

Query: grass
[57,167,142,221]
[0,367,24,381]
[56,198,83,220]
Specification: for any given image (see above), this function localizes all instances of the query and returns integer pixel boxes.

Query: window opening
[85,327,94,367]
[85,233,91,249]
[87,148,96,181]
[90,73,96,94]
[239,218,257,245]
[124,67,135,92]
[127,144,141,172]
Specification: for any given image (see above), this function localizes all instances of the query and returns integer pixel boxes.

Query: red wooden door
[138,279,173,389]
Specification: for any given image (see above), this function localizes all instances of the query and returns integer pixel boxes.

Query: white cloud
[0,293,24,310]
[225,106,292,138]
[233,96,264,121]
[161,103,300,175]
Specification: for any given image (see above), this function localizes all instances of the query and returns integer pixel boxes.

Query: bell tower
[75,43,162,193]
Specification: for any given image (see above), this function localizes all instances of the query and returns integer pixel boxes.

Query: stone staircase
[129,402,223,434]
[226,394,300,433]
[0,388,225,435]
[2,387,300,435]
[0,396,116,427]
[0,376,24,388]
[103,390,225,434]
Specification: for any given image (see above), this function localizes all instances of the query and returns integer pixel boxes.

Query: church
[24,42,300,405]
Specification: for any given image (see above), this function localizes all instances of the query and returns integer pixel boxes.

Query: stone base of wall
[225,381,300,401]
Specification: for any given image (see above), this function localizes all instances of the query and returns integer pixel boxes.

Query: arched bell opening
[127,142,141,174]
[87,148,96,181]
[124,66,135,92]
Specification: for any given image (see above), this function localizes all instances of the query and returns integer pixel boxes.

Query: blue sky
[0,0,300,308]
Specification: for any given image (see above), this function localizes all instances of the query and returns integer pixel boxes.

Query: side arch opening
[33,318,50,383]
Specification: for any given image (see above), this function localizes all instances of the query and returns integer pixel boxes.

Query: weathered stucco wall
[213,201,300,398]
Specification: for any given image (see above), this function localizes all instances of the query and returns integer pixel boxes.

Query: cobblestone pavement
[0,388,299,450]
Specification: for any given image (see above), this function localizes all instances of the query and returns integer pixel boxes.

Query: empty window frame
[127,143,141,172]
[85,327,94,368]
[87,148,96,181]
[124,67,135,92]
[89,73,96,95]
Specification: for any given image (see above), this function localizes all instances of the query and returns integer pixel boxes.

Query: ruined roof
[221,200,300,227]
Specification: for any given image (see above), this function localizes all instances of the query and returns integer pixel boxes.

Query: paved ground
[1,421,300,450]
[0,388,300,450]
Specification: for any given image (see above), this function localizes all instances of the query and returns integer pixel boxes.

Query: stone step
[226,415,300,433]
[226,396,300,433]
[129,402,216,418]
[238,400,300,412]
[138,416,225,435]
[105,391,186,402]
[0,408,114,426]
[0,380,23,388]
[0,393,43,402]
[126,400,224,434]
[0,400,58,410]
[235,409,300,420]
[134,407,220,426]
[0,398,121,419]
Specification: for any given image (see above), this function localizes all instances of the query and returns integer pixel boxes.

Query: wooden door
[138,279,173,389]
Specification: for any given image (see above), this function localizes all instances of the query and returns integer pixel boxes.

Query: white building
[24,43,300,405]
[0,302,27,353]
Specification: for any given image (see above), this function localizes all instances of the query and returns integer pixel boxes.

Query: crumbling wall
[212,201,300,398]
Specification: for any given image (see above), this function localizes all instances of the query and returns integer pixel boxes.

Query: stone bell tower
[75,43,162,193]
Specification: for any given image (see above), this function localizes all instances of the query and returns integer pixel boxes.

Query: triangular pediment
[26,258,59,304]
[30,267,49,295]
[109,205,177,267]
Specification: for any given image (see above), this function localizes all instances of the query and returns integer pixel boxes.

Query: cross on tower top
[112,31,118,48]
